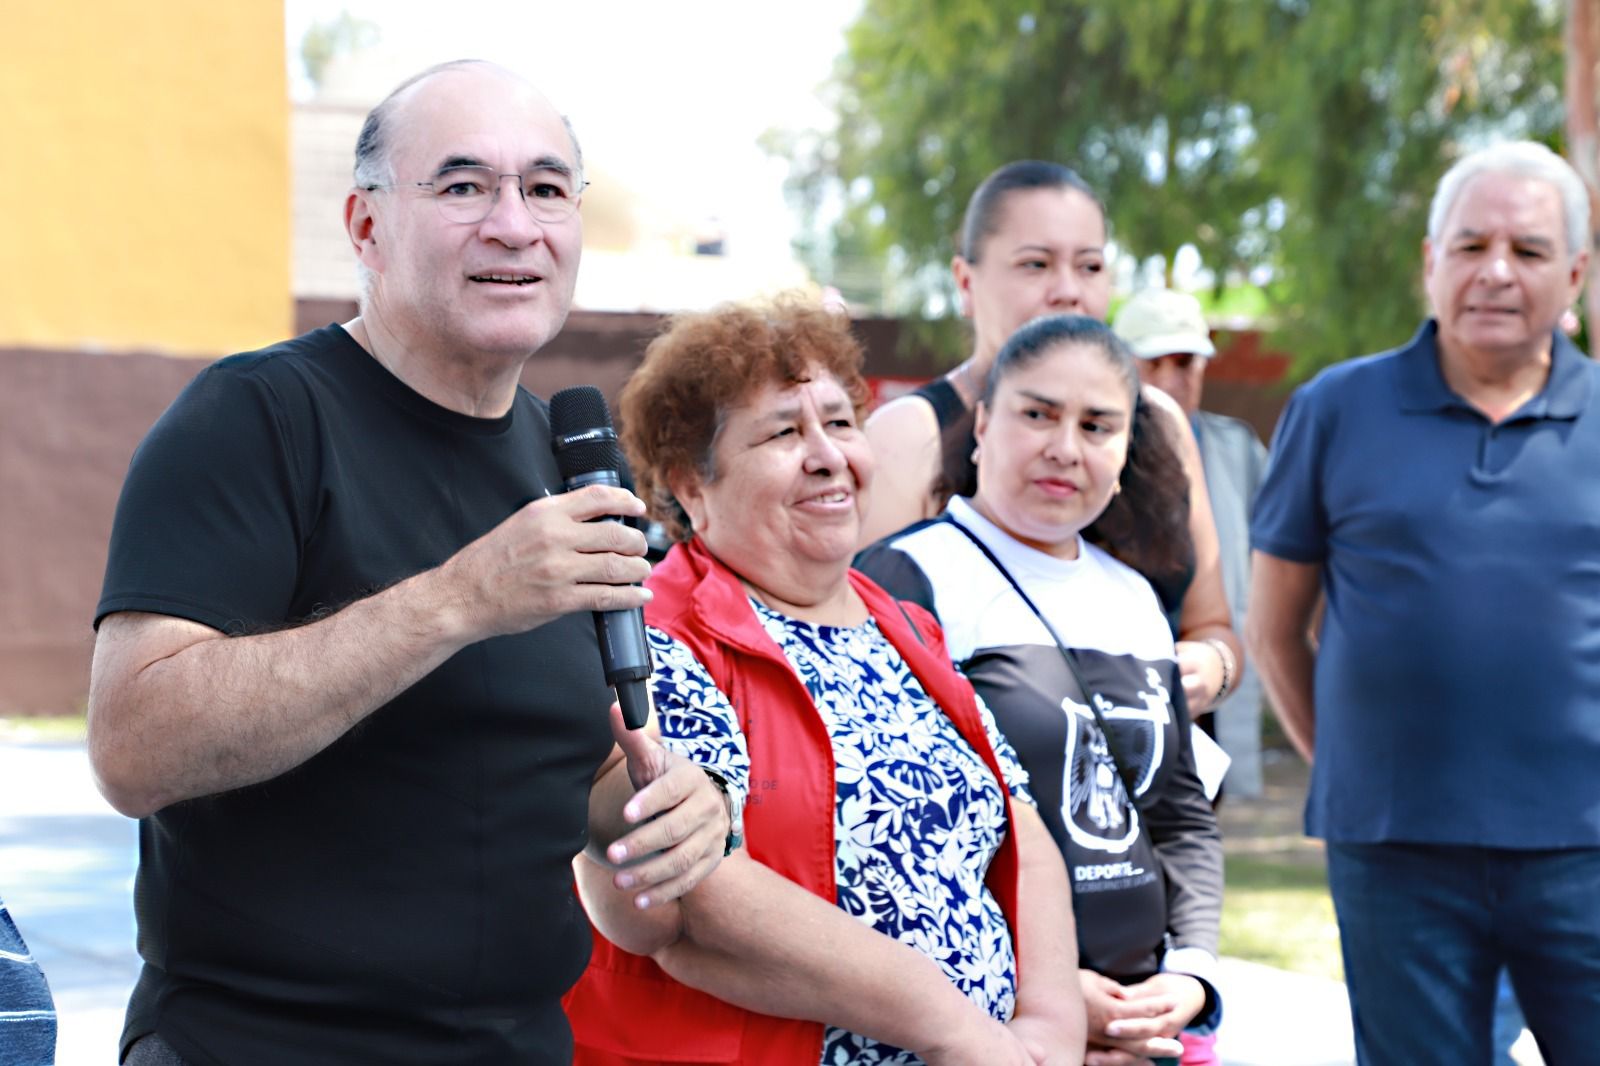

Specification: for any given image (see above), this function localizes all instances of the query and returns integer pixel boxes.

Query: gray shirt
[1193,409,1269,795]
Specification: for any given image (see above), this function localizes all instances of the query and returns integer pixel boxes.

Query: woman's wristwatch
[701,768,745,856]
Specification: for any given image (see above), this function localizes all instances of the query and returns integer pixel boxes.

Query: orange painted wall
[1,0,290,356]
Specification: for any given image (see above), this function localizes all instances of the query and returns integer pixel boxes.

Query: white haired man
[1248,140,1600,1062]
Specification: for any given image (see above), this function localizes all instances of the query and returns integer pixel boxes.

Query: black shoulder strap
[944,514,1142,800]
[911,377,968,431]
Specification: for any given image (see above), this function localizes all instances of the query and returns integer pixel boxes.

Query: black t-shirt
[855,502,1222,980]
[97,326,616,1065]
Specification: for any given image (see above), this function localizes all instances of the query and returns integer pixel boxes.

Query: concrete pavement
[1,740,138,1065]
[1214,957,1352,1065]
[0,737,1357,1065]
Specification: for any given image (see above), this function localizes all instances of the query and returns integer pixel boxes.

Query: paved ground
[1,741,139,1065]
[0,738,1361,1065]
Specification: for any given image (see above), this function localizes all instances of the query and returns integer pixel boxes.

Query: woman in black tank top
[862,161,1240,723]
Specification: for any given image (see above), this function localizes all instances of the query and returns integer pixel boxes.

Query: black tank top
[909,376,966,431]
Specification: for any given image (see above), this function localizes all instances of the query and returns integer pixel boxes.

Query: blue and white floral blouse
[648,599,1035,1066]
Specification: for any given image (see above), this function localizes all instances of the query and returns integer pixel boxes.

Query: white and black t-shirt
[856,497,1222,981]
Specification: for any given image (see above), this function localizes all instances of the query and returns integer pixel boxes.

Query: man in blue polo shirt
[1247,140,1600,1064]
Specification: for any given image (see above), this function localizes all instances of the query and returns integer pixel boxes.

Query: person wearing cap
[1247,140,1600,1061]
[1114,289,1268,799]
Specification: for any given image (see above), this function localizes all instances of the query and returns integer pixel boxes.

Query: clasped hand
[597,704,732,910]
[1175,639,1224,714]
[1081,969,1205,1066]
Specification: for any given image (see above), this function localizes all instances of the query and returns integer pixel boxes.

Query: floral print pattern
[647,601,1034,1065]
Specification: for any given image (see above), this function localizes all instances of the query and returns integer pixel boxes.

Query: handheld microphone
[549,386,653,730]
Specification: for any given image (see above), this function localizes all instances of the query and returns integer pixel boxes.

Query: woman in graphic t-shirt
[858,314,1223,1066]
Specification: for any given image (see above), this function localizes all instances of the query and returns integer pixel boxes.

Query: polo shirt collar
[1396,318,1591,420]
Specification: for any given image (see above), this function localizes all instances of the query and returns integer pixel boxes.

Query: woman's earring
[1113,480,1123,496]
[971,445,982,463]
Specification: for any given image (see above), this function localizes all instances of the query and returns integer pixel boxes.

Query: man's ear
[951,255,976,319]
[345,189,384,273]
[1567,248,1591,304]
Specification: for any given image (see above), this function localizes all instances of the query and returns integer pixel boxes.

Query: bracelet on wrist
[700,767,745,856]
[1203,638,1236,702]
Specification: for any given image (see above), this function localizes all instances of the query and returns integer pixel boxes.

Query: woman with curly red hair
[564,297,1085,1066]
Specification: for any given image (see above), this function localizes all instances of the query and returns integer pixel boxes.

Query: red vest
[564,538,1022,1065]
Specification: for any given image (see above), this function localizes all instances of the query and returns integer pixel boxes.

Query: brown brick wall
[0,309,1291,713]
[0,348,210,713]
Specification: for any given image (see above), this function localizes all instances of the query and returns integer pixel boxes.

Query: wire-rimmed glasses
[365,164,588,224]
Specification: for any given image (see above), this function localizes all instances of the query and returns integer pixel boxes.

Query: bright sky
[284,0,863,265]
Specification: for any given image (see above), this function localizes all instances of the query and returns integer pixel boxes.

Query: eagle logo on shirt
[1061,668,1171,853]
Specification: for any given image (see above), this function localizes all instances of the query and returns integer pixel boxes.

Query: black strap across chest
[944,515,1143,801]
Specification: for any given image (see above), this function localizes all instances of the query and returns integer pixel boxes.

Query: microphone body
[549,387,653,730]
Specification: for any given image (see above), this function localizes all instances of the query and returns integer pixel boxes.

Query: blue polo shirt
[1252,320,1600,848]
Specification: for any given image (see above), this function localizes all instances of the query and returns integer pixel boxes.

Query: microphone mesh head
[550,386,626,481]
[550,386,611,437]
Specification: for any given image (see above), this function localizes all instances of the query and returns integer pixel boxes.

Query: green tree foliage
[300,10,382,91]
[795,0,1564,374]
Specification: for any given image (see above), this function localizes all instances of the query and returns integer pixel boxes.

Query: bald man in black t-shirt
[90,61,732,1066]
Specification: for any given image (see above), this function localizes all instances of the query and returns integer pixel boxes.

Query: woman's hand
[1105,972,1206,1040]
[1079,969,1184,1064]
[1176,638,1224,714]
[921,1011,1038,1065]
[1009,1008,1084,1065]
[1084,1049,1157,1066]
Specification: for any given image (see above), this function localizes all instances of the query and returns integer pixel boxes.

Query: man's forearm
[88,563,478,817]
[89,486,654,818]
[1245,553,1321,764]
[1253,633,1317,762]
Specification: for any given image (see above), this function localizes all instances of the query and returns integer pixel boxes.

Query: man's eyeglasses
[365,165,588,225]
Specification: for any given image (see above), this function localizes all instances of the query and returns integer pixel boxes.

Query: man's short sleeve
[1250,382,1330,564]
[96,360,308,632]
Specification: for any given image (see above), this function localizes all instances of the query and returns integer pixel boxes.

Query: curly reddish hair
[620,296,871,542]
